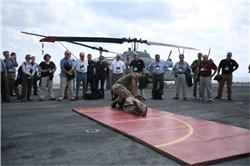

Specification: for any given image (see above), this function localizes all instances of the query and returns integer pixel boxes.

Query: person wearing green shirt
[191,53,202,99]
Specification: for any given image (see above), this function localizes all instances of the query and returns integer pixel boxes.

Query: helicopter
[21,31,199,81]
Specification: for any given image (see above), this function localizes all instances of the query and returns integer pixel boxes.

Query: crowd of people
[1,50,239,105]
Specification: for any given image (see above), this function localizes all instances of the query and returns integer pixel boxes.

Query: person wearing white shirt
[109,54,126,100]
[20,54,36,101]
[74,52,88,100]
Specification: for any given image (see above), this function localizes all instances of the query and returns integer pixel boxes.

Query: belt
[153,73,163,76]
[77,71,87,74]
[113,73,123,75]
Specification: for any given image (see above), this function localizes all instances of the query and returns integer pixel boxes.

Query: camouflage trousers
[111,83,147,116]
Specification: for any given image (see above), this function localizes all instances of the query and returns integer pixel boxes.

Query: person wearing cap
[109,54,126,100]
[58,51,75,101]
[148,54,168,99]
[95,55,109,96]
[130,52,146,99]
[20,54,36,101]
[191,52,202,99]
[199,55,217,102]
[215,52,239,100]
[1,51,11,102]
[172,54,191,100]
[74,52,88,100]
[38,54,57,101]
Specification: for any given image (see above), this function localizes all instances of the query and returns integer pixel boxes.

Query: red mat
[73,106,250,165]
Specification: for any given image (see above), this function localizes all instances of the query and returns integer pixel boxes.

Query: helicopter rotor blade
[147,41,199,50]
[69,41,118,54]
[21,31,46,37]
[40,36,126,44]
[22,31,198,51]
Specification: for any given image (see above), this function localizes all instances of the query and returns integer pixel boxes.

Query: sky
[1,0,249,81]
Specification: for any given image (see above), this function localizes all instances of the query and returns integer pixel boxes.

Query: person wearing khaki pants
[199,55,217,102]
[215,52,238,100]
[38,54,57,101]
[58,51,75,101]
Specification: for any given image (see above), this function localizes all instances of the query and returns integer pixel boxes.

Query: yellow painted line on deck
[155,116,194,148]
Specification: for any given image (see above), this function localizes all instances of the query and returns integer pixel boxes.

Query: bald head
[202,55,208,61]
[79,52,85,60]
[116,54,121,61]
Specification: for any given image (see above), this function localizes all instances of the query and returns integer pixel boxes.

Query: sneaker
[58,97,63,101]
[192,96,196,99]
[39,98,44,101]
[50,97,56,100]
[27,98,33,101]
[173,97,179,100]
[183,97,187,100]
[70,98,76,101]
[227,97,232,101]
[215,96,221,99]
[208,98,213,102]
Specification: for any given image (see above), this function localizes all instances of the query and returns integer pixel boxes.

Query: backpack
[84,89,104,100]
[185,68,193,87]
[17,62,26,79]
[152,88,163,99]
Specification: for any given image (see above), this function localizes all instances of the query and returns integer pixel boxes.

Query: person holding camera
[38,54,57,101]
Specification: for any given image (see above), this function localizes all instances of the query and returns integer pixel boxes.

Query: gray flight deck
[2,83,249,165]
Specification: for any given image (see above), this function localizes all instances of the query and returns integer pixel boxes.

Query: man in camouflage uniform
[111,72,147,117]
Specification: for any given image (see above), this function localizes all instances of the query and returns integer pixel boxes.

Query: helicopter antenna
[42,42,44,56]
[178,48,181,54]
[168,50,172,60]
[208,48,211,57]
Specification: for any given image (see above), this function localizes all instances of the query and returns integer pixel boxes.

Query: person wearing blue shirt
[58,51,75,101]
[172,54,191,100]
[148,54,168,99]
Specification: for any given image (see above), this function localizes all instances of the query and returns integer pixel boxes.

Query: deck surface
[73,106,250,165]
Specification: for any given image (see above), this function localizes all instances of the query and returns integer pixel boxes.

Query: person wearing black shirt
[87,54,96,93]
[38,54,56,101]
[215,52,239,100]
[130,52,146,99]
[95,55,109,96]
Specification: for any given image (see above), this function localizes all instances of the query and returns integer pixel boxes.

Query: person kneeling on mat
[111,72,148,117]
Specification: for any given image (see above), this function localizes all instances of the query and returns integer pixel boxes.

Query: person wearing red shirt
[199,55,217,102]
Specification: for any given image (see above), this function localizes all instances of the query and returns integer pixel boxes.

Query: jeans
[76,72,87,97]
[192,75,200,97]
